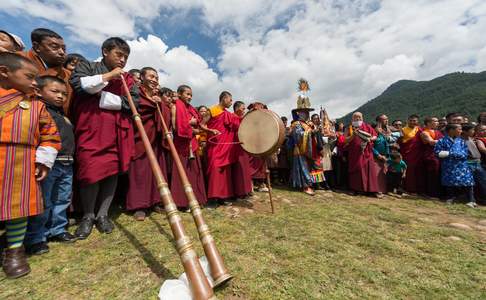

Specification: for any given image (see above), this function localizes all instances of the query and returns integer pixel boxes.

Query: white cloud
[2,0,486,118]
[126,35,222,107]
[363,55,424,91]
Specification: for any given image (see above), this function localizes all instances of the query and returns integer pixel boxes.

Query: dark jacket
[45,104,75,158]
[69,59,139,113]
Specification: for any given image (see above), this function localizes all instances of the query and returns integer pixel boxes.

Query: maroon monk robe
[171,99,207,208]
[232,114,253,197]
[399,128,424,194]
[73,73,135,187]
[126,87,169,211]
[249,157,267,179]
[345,123,379,193]
[420,130,443,198]
[206,107,239,199]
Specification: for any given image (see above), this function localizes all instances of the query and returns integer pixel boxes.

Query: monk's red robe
[345,123,379,193]
[126,88,169,211]
[399,127,424,194]
[171,99,207,208]
[249,157,267,179]
[22,50,73,116]
[206,106,251,199]
[420,129,443,197]
[71,71,135,187]
[232,115,253,197]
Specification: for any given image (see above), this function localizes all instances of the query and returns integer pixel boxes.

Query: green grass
[1,189,485,299]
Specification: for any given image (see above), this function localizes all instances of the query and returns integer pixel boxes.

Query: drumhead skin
[238,109,285,157]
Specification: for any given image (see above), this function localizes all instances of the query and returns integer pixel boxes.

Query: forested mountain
[339,71,486,124]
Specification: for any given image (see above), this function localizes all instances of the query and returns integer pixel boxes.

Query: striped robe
[0,89,61,221]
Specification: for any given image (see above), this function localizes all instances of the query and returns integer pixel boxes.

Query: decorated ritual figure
[288,93,325,195]
[297,78,311,109]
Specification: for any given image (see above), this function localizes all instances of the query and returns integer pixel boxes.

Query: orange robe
[400,126,423,193]
[21,50,73,116]
[0,89,61,221]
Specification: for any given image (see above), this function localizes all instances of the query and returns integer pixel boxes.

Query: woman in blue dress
[435,124,475,205]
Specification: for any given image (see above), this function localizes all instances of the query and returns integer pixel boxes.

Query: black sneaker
[49,232,77,243]
[75,217,95,240]
[96,216,114,234]
[26,242,49,256]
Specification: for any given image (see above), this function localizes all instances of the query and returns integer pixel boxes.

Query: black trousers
[387,171,403,192]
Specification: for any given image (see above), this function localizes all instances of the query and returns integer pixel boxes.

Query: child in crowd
[435,124,475,207]
[25,75,77,255]
[462,123,486,206]
[385,152,407,195]
[0,52,61,278]
[63,53,85,72]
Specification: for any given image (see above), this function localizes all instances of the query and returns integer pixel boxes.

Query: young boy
[0,52,61,278]
[63,53,85,72]
[435,124,475,206]
[25,75,76,255]
[0,30,25,52]
[461,123,486,207]
[385,152,407,195]
[70,37,138,239]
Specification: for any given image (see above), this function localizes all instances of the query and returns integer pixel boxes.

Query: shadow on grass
[113,219,175,279]
[147,216,176,248]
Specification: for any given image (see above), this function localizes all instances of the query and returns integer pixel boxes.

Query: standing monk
[21,28,72,116]
[247,102,269,192]
[171,85,207,210]
[345,112,381,196]
[420,117,443,198]
[126,67,168,221]
[399,114,424,194]
[232,101,253,197]
[207,92,251,202]
[70,37,139,239]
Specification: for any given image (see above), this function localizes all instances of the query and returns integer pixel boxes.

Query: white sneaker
[466,202,477,208]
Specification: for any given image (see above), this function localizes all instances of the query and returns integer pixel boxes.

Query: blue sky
[1,1,485,118]
[0,9,222,69]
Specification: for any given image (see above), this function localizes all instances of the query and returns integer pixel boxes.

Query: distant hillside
[339,71,486,124]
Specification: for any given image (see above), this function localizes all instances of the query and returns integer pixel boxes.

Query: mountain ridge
[339,71,486,124]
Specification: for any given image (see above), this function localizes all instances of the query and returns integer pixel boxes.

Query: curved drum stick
[120,76,215,300]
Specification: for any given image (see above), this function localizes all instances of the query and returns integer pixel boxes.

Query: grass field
[1,188,485,299]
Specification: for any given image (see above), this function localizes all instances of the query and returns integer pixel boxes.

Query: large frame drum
[238,109,285,157]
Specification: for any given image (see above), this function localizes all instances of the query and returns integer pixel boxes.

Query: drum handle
[207,134,243,145]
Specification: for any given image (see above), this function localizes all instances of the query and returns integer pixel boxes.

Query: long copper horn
[156,103,233,287]
[120,76,215,300]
